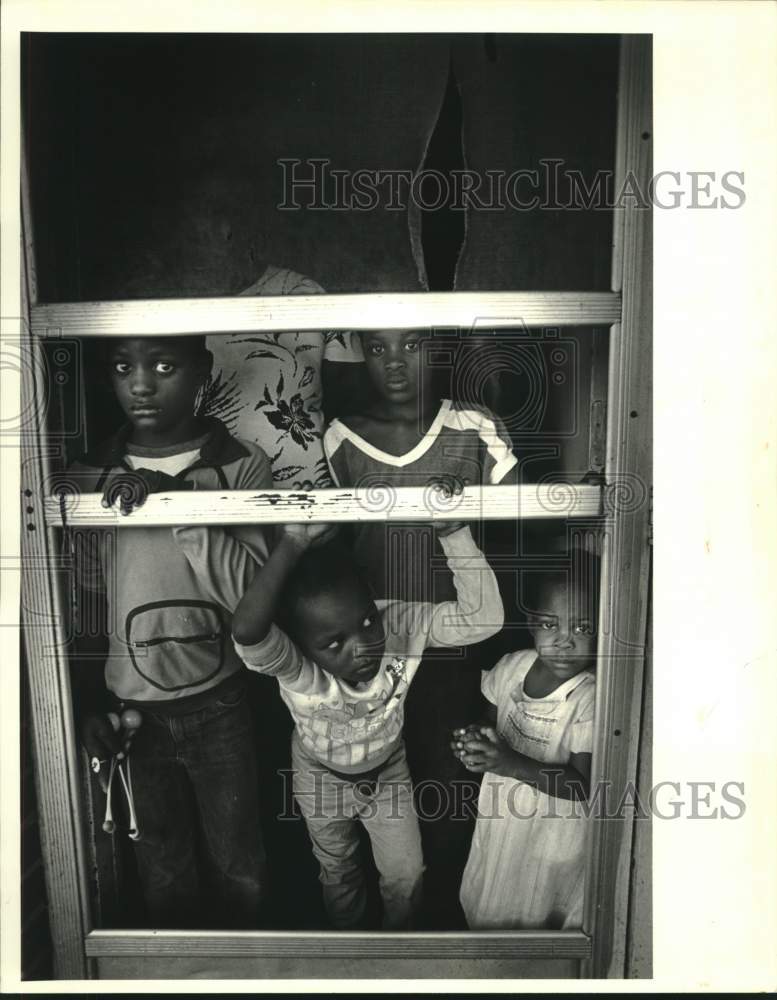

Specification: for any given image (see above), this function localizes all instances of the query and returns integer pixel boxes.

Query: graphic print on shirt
[306,659,409,744]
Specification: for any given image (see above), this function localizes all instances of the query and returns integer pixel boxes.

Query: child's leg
[357,743,425,930]
[177,681,267,927]
[291,734,367,930]
[124,710,201,927]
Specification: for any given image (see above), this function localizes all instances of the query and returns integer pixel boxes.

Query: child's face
[528,580,597,682]
[361,329,430,404]
[109,338,210,445]
[294,579,386,684]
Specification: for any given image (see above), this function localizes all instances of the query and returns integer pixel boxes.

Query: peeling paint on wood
[43,485,603,529]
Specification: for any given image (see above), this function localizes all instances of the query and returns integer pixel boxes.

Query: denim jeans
[291,733,425,930]
[124,679,266,928]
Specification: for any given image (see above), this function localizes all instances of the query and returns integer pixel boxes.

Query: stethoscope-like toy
[91,708,143,841]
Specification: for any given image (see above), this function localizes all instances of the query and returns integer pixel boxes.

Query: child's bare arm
[231,523,335,646]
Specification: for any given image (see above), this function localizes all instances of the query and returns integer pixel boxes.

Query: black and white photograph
[3,0,775,991]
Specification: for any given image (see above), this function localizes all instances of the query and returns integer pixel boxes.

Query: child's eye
[574,623,594,635]
[540,621,556,631]
[404,340,419,353]
[113,362,131,376]
[326,638,342,651]
[367,343,384,356]
[154,362,175,375]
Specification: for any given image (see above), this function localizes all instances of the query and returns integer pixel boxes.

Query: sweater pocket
[126,600,226,692]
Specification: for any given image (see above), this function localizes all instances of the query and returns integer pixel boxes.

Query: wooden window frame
[19,36,651,980]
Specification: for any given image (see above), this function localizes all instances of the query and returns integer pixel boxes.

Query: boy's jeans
[124,678,266,928]
[291,733,425,930]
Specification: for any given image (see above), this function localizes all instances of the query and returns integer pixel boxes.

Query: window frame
[18,35,651,981]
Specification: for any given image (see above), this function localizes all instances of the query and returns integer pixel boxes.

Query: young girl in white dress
[452,556,598,929]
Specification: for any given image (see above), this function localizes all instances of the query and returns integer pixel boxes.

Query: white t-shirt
[124,434,209,477]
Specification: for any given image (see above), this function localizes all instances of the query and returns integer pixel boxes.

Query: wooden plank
[44,484,603,529]
[31,291,621,338]
[20,137,92,981]
[626,608,653,978]
[583,35,652,980]
[96,955,581,980]
[85,929,592,960]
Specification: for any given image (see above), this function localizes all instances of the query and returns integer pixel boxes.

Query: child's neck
[524,656,583,699]
[128,416,205,450]
[368,394,441,426]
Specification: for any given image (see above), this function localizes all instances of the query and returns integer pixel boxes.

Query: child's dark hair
[277,538,368,635]
[521,546,602,623]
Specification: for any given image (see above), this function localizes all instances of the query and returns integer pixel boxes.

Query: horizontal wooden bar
[31,291,621,337]
[85,929,592,959]
[45,484,603,528]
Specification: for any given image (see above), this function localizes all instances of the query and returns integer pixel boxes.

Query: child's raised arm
[231,523,336,647]
[391,525,504,650]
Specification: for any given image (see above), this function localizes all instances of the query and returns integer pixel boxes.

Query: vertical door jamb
[582,34,653,979]
[20,135,92,980]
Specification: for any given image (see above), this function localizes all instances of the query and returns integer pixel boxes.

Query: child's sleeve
[466,406,518,484]
[233,623,306,685]
[172,523,269,613]
[322,420,348,487]
[60,462,107,597]
[171,442,273,611]
[481,653,514,706]
[398,525,504,649]
[225,441,274,566]
[69,525,106,597]
[561,681,596,756]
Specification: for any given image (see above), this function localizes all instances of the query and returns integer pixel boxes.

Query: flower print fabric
[204,265,363,490]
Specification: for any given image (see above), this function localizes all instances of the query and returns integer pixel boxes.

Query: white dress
[459,650,596,929]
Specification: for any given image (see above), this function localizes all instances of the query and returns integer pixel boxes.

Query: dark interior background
[24,32,616,302]
[22,31,618,946]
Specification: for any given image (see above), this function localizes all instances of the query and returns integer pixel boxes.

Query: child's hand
[100,469,194,515]
[283,522,338,550]
[81,714,122,791]
[451,725,520,778]
[450,723,486,763]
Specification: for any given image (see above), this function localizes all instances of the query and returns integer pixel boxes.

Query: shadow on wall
[25,33,617,302]
[25,33,450,300]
